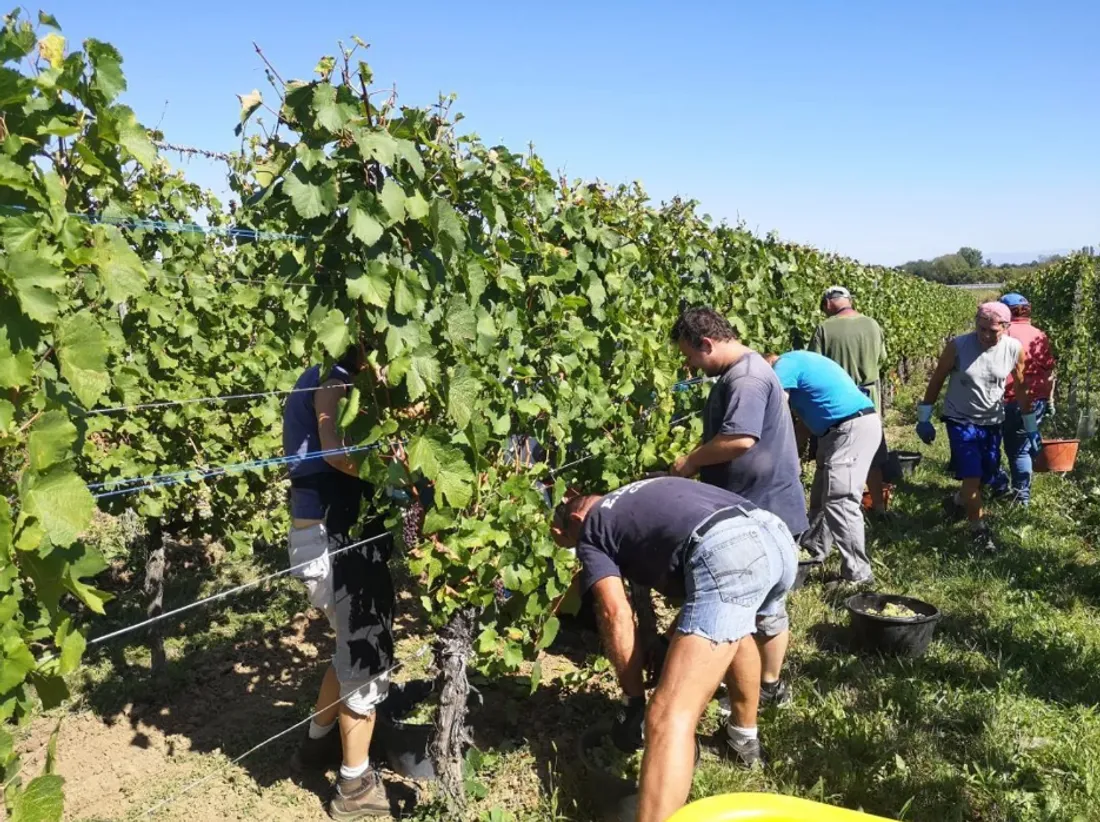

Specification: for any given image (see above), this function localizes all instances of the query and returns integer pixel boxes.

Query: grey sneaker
[704,727,766,768]
[329,769,390,820]
[292,727,342,772]
[759,679,791,710]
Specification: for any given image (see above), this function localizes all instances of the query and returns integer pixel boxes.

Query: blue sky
[42,0,1099,265]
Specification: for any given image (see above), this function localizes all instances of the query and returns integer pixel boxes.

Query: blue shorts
[677,508,797,644]
[944,418,1002,484]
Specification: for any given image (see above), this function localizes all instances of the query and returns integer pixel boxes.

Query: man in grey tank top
[915,303,1040,551]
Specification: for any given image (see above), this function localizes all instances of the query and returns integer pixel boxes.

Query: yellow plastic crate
[668,793,896,821]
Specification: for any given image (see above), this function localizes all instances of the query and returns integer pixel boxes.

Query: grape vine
[0,11,981,817]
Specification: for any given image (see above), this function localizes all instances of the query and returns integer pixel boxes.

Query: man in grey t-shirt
[668,306,808,708]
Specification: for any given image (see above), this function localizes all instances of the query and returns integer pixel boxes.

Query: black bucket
[373,680,439,780]
[845,593,941,658]
[885,450,922,482]
[791,560,822,592]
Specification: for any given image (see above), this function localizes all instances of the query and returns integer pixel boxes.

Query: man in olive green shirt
[809,286,889,512]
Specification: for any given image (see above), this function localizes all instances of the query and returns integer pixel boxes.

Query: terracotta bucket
[1034,439,1080,473]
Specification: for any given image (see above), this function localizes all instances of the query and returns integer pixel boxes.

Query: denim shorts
[677,507,797,644]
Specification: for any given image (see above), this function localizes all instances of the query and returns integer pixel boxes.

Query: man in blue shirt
[768,351,883,588]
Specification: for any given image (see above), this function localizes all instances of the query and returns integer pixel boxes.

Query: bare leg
[756,630,789,684]
[867,467,886,512]
[960,477,983,523]
[723,636,761,727]
[314,664,341,727]
[636,633,741,822]
[339,705,376,769]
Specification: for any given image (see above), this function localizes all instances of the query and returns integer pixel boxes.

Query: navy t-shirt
[576,477,756,598]
[282,363,370,526]
[701,352,809,536]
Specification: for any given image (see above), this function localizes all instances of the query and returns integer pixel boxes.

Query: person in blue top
[766,351,883,590]
[282,340,396,819]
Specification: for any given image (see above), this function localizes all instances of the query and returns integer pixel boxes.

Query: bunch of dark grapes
[401,500,424,550]
[492,578,507,606]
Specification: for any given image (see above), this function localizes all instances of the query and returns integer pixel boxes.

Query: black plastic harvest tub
[845,593,941,658]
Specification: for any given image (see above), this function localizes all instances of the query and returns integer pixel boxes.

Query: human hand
[644,635,670,687]
[611,695,646,752]
[669,454,695,478]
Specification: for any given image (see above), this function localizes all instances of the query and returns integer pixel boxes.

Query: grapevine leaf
[26,411,77,472]
[378,179,406,224]
[37,33,65,69]
[0,399,13,433]
[536,616,560,650]
[86,39,125,100]
[429,199,465,260]
[392,138,425,178]
[433,448,474,509]
[404,192,429,220]
[502,641,523,669]
[312,308,350,357]
[27,672,68,711]
[338,387,360,429]
[21,466,93,547]
[116,106,155,169]
[10,773,64,822]
[312,83,348,132]
[447,368,480,430]
[56,622,85,675]
[94,226,146,302]
[0,634,34,693]
[0,345,33,388]
[346,263,391,309]
[586,276,607,318]
[284,165,338,219]
[63,568,111,615]
[348,192,384,246]
[56,312,110,408]
[405,347,441,401]
[355,131,396,166]
[4,252,65,324]
[407,433,445,478]
[444,296,476,344]
[38,11,61,29]
[529,660,542,694]
[236,88,262,134]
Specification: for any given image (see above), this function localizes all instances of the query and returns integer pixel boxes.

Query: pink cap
[977,301,1011,324]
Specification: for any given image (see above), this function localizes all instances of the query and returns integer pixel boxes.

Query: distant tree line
[899,246,1097,285]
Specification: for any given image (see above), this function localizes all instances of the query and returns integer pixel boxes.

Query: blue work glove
[916,404,936,445]
[1023,412,1042,456]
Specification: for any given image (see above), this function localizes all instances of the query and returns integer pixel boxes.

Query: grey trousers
[801,413,882,582]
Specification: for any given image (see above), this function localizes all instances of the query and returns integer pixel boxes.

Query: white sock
[308,719,335,740]
[340,758,370,780]
[969,519,987,532]
[726,724,758,742]
[954,491,963,505]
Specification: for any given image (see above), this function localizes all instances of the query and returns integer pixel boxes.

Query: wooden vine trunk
[430,606,479,810]
[143,518,167,673]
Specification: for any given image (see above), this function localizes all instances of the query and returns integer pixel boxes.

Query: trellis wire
[85,383,336,416]
[86,531,392,648]
[0,203,305,242]
[89,443,388,498]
